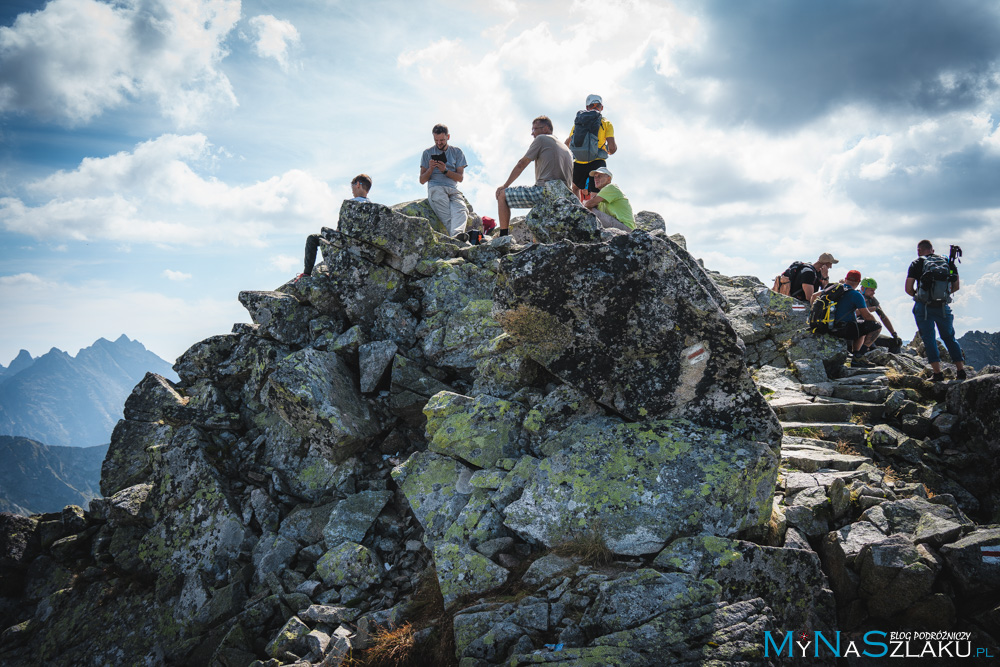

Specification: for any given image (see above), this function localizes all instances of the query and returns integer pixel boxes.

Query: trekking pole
[949,245,963,265]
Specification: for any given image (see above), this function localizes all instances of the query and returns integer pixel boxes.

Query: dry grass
[786,426,824,440]
[358,623,417,667]
[849,415,866,426]
[494,305,570,362]
[551,529,615,567]
[836,439,862,456]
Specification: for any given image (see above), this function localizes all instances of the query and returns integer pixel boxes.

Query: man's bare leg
[498,191,511,232]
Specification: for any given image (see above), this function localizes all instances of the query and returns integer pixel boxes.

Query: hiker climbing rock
[905,239,967,382]
[564,94,616,200]
[581,167,634,231]
[773,253,837,302]
[495,116,575,237]
[299,174,372,280]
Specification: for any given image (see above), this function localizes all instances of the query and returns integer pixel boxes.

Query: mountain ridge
[0,335,177,447]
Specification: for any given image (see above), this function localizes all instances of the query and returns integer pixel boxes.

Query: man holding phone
[419,124,469,235]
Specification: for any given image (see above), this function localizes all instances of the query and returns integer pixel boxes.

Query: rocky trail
[1,198,998,666]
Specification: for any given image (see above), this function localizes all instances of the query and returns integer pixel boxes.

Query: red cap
[846,269,862,282]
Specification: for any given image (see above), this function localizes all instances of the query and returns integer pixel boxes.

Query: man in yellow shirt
[565,94,617,199]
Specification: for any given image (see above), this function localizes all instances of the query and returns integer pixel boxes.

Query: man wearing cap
[858,277,902,353]
[495,116,574,236]
[565,94,617,199]
[582,167,634,231]
[790,253,837,303]
[829,270,882,365]
[904,239,967,382]
[419,124,469,235]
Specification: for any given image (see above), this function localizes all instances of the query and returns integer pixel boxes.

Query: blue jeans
[912,302,964,364]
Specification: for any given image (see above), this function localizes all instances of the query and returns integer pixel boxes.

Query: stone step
[832,385,891,403]
[838,366,888,377]
[781,446,873,473]
[831,375,888,386]
[782,468,876,495]
[781,421,867,445]
[772,401,854,423]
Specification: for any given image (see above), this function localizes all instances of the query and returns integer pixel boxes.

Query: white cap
[589,166,613,179]
[586,94,603,107]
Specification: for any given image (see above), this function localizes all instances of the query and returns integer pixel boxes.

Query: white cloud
[0,0,240,125]
[163,269,192,281]
[245,14,300,72]
[0,274,246,363]
[269,254,299,272]
[0,134,339,246]
[953,272,1000,333]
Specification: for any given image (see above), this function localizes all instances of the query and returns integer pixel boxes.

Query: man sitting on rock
[582,167,634,231]
[495,116,575,237]
[419,124,469,236]
[828,269,882,366]
[788,253,837,302]
[298,174,372,280]
[858,276,902,353]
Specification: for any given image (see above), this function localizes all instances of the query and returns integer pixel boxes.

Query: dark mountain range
[0,335,177,447]
[958,330,1000,370]
[0,436,107,515]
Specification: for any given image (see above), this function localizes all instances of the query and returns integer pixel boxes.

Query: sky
[2,0,1000,366]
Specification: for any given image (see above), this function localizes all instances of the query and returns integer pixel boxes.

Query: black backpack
[569,110,608,162]
[808,283,850,335]
[914,254,953,306]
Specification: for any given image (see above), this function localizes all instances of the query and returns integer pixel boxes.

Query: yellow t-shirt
[567,118,615,164]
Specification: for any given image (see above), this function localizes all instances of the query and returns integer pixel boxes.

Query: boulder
[391,451,474,545]
[262,347,380,461]
[238,290,314,347]
[424,391,527,468]
[502,417,777,555]
[494,232,780,443]
[433,542,509,608]
[857,534,938,619]
[336,200,460,275]
[524,195,600,244]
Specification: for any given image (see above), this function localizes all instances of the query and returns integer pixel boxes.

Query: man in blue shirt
[419,124,469,235]
[828,269,882,365]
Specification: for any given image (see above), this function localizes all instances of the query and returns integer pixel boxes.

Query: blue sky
[2,0,1000,365]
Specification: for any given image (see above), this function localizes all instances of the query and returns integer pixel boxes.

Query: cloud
[676,0,1000,129]
[0,0,240,125]
[163,269,192,281]
[952,272,1000,333]
[269,254,299,273]
[0,133,339,245]
[0,272,246,363]
[245,14,300,71]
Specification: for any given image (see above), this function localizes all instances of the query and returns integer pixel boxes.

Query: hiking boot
[931,372,945,382]
[957,369,967,381]
[851,355,876,368]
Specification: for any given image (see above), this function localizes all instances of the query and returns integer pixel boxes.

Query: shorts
[503,180,574,208]
[573,159,606,190]
[829,319,881,341]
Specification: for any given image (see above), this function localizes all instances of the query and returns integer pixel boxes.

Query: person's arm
[419,156,444,185]
[952,276,961,293]
[875,309,896,336]
[605,137,617,155]
[444,164,465,183]
[905,277,916,297]
[496,157,532,199]
[584,195,605,210]
[802,284,815,302]
[857,306,876,322]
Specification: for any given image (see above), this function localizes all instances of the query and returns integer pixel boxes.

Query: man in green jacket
[583,167,634,231]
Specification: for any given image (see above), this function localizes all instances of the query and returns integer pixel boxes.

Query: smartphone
[431,153,447,163]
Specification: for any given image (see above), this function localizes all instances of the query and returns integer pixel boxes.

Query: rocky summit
[1,197,998,666]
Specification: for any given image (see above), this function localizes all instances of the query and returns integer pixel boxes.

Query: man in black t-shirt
[788,252,838,302]
[904,239,966,382]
